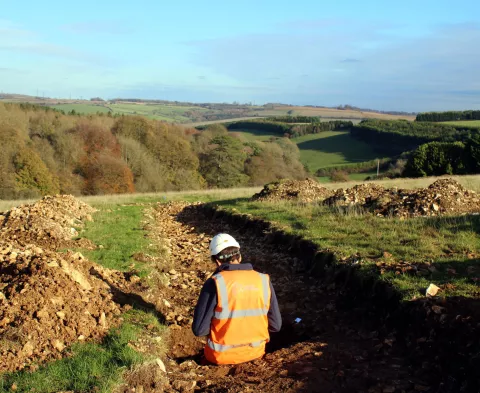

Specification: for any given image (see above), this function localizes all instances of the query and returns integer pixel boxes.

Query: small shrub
[330,170,349,182]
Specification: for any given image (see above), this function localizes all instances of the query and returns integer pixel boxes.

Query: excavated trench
[153,203,440,393]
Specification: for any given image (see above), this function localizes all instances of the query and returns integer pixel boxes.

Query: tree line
[416,110,480,122]
[350,119,478,155]
[0,103,306,199]
[265,116,321,123]
[227,119,353,138]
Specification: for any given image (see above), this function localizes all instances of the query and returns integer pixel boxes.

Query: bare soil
[0,196,151,373]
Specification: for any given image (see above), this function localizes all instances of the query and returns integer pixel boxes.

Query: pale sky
[1,0,479,111]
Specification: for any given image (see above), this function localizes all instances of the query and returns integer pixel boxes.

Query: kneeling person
[192,233,282,365]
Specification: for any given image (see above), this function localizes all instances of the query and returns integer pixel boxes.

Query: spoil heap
[325,179,480,218]
[0,195,132,373]
[252,179,333,203]
[324,183,386,207]
[0,195,97,249]
[0,244,122,372]
[372,179,480,218]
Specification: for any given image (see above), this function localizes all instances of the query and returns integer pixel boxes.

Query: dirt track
[150,203,435,393]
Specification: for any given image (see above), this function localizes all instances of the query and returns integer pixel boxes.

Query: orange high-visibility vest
[204,269,271,365]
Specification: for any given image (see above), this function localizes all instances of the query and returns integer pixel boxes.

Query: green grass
[225,129,382,175]
[49,103,211,122]
[293,131,381,173]
[77,204,153,275]
[51,104,111,114]
[440,120,480,128]
[319,172,378,183]
[348,172,377,181]
[229,128,279,141]
[213,199,480,300]
[108,103,209,123]
[0,319,144,393]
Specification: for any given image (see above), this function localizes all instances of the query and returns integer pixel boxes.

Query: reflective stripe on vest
[207,338,266,352]
[213,272,269,320]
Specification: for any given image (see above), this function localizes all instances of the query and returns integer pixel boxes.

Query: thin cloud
[0,20,35,39]
[0,67,28,74]
[61,21,134,35]
[0,42,109,64]
[0,20,114,65]
[276,18,343,30]
[184,22,480,111]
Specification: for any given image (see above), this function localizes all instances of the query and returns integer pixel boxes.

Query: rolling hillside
[0,94,415,124]
[293,131,379,172]
[226,127,381,180]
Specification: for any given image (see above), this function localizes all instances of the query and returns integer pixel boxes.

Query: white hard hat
[209,233,240,256]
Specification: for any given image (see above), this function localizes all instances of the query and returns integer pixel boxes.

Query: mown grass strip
[214,199,480,300]
[78,203,153,275]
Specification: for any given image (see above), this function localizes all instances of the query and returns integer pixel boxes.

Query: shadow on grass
[296,132,378,162]
[213,198,308,230]
[422,214,480,235]
[90,269,166,324]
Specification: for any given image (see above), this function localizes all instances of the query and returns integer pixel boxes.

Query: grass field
[51,103,111,114]
[317,171,378,183]
[293,131,381,172]
[441,120,480,127]
[224,129,381,174]
[250,106,415,121]
[109,103,209,122]
[229,128,279,141]
[50,103,209,122]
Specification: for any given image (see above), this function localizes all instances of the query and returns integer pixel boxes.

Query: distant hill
[0,93,416,124]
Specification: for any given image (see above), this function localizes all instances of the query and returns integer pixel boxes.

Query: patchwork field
[256,106,415,121]
[42,99,415,124]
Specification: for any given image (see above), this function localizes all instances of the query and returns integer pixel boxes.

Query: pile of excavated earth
[0,196,135,372]
[254,178,480,217]
[327,178,480,217]
[0,195,96,250]
[252,179,334,203]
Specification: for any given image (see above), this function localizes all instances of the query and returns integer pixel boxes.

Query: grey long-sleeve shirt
[192,263,282,337]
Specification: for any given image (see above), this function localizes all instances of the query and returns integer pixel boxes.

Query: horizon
[0,93,420,114]
[1,0,479,112]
